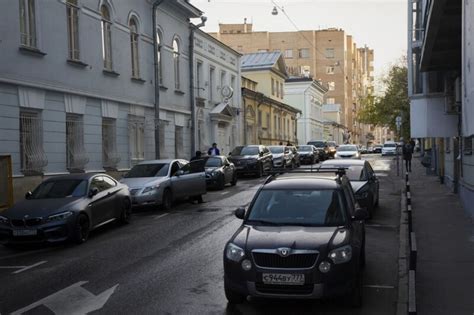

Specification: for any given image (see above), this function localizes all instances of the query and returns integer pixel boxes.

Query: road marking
[364,285,395,289]
[0,261,47,274]
[153,213,169,220]
[0,248,52,261]
[12,281,118,315]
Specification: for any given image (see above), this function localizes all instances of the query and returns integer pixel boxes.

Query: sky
[190,0,408,90]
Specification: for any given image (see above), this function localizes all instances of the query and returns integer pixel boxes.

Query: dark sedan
[320,160,379,218]
[0,174,131,245]
[229,145,273,177]
[204,156,237,190]
[297,145,320,164]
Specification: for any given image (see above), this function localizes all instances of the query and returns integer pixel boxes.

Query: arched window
[173,38,180,90]
[156,30,163,84]
[101,4,113,70]
[129,17,139,78]
[66,0,80,60]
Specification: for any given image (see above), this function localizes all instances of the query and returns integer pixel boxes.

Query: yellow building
[241,52,300,145]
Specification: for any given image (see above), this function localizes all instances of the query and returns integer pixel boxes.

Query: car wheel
[217,174,226,190]
[161,189,173,211]
[225,283,246,304]
[231,173,238,186]
[73,213,90,244]
[119,198,132,224]
[345,268,363,308]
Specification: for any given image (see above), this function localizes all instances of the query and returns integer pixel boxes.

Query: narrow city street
[0,155,401,315]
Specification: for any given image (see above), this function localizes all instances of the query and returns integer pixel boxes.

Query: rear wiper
[245,219,280,226]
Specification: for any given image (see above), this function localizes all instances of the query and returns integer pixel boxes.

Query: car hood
[205,166,221,173]
[272,153,284,158]
[230,155,258,160]
[2,198,83,218]
[232,225,344,251]
[120,177,167,188]
[337,151,358,155]
[350,181,369,193]
[382,147,396,151]
[298,152,311,155]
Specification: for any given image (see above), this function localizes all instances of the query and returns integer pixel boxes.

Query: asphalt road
[0,154,402,315]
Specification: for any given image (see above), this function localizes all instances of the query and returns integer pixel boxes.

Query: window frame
[19,0,37,48]
[100,4,113,70]
[129,17,140,78]
[66,0,80,61]
[173,37,181,90]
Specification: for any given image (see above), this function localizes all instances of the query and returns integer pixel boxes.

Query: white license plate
[262,273,305,285]
[13,229,37,236]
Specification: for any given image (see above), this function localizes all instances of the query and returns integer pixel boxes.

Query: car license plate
[262,273,305,285]
[13,229,37,236]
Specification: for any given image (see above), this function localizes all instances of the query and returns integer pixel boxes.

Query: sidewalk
[408,156,474,315]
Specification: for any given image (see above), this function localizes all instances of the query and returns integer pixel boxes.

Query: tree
[358,59,410,140]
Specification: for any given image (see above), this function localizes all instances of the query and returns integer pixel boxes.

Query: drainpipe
[242,90,247,144]
[152,0,165,159]
[189,16,207,156]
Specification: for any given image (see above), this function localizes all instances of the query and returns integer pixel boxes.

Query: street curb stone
[396,188,409,315]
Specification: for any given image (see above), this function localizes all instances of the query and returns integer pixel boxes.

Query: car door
[87,176,116,227]
[170,161,187,199]
[342,184,364,253]
[184,160,206,195]
[365,162,379,204]
[222,157,233,183]
[101,175,122,219]
[262,146,272,170]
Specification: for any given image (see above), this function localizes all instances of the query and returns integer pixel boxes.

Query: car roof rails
[264,166,348,179]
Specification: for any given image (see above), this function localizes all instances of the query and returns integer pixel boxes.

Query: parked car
[320,160,379,218]
[229,145,273,177]
[307,140,330,160]
[327,141,338,158]
[373,145,383,154]
[381,141,397,156]
[0,174,131,245]
[335,145,361,159]
[287,145,301,167]
[120,159,206,210]
[297,145,319,164]
[224,169,368,306]
[367,146,375,153]
[204,156,237,190]
[360,146,368,154]
[268,146,294,169]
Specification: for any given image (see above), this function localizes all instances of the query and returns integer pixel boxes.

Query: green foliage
[358,59,410,140]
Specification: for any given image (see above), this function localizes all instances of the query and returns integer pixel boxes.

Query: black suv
[223,169,368,306]
[307,140,330,161]
[229,145,273,177]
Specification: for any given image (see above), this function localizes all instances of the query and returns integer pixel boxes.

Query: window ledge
[464,150,473,156]
[19,46,47,57]
[131,77,146,84]
[67,59,89,68]
[103,69,120,77]
[159,85,168,91]
[174,89,185,95]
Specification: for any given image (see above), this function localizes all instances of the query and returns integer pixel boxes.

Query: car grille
[130,189,141,196]
[252,253,318,269]
[11,218,43,227]
[255,283,314,295]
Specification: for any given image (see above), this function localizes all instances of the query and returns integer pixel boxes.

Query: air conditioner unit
[444,76,461,114]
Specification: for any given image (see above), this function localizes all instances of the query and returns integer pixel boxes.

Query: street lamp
[271,6,278,15]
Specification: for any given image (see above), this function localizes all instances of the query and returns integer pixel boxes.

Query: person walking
[402,139,414,172]
[208,143,220,156]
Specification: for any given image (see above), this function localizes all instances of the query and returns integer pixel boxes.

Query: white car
[334,144,361,159]
[381,142,397,156]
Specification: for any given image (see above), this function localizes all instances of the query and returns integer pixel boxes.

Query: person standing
[402,139,414,172]
[208,143,220,156]
[190,150,202,161]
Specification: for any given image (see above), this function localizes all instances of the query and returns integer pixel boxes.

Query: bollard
[410,232,417,271]
[408,270,417,315]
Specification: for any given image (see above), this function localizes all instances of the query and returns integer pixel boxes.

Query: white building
[322,104,344,144]
[284,78,328,144]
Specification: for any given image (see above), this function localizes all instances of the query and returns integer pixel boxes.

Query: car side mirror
[25,191,32,199]
[175,170,185,176]
[353,208,369,221]
[88,187,99,198]
[235,207,245,220]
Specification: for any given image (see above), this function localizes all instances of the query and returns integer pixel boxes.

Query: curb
[396,187,409,315]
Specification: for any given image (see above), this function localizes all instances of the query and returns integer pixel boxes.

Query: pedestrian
[286,141,291,146]
[208,143,220,156]
[190,150,202,161]
[279,141,283,145]
[402,139,414,172]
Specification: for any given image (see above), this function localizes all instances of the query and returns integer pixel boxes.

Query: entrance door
[218,124,229,155]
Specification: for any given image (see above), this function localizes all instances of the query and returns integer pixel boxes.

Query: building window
[464,136,473,155]
[266,113,270,128]
[298,48,310,59]
[325,48,335,59]
[102,118,120,170]
[19,110,47,175]
[19,0,37,48]
[276,80,280,98]
[66,114,88,172]
[326,66,335,74]
[128,115,144,165]
[230,75,236,102]
[156,30,163,85]
[173,38,180,90]
[328,82,336,91]
[100,4,113,70]
[196,61,203,97]
[175,126,184,158]
[284,49,293,59]
[129,17,140,78]
[66,0,80,60]
[326,97,335,104]
[209,66,215,101]
[220,70,226,90]
[271,78,275,95]
[258,110,262,125]
[280,82,284,98]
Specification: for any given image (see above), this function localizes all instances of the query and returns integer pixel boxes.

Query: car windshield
[232,146,259,156]
[308,141,325,147]
[247,189,346,227]
[327,141,337,147]
[337,145,358,152]
[384,143,396,148]
[268,146,284,154]
[125,163,169,178]
[205,157,222,167]
[297,145,312,152]
[31,179,88,199]
[321,165,367,181]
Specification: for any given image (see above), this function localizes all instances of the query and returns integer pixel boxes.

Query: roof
[241,52,288,77]
[263,176,340,190]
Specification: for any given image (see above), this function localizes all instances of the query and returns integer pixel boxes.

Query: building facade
[322,104,345,144]
[284,77,327,144]
[0,0,202,200]
[408,0,473,217]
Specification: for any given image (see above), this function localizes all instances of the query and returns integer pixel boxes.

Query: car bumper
[272,160,285,168]
[235,164,259,174]
[0,221,74,244]
[381,151,396,156]
[130,189,163,207]
[299,156,314,163]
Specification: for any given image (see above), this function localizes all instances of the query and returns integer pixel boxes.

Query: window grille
[66,0,80,60]
[129,18,140,78]
[101,5,113,70]
[173,39,180,90]
[128,115,145,166]
[102,118,120,170]
[284,49,293,58]
[19,0,37,48]
[20,111,47,175]
[66,114,88,172]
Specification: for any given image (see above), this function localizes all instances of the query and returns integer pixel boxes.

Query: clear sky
[191,0,408,90]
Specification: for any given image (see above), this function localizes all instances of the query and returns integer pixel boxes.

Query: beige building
[210,22,375,145]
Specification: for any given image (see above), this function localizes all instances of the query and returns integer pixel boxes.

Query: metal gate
[0,155,13,211]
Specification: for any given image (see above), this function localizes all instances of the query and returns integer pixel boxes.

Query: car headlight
[226,243,245,262]
[0,215,9,225]
[211,170,222,177]
[142,184,160,194]
[46,211,73,222]
[328,245,352,264]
